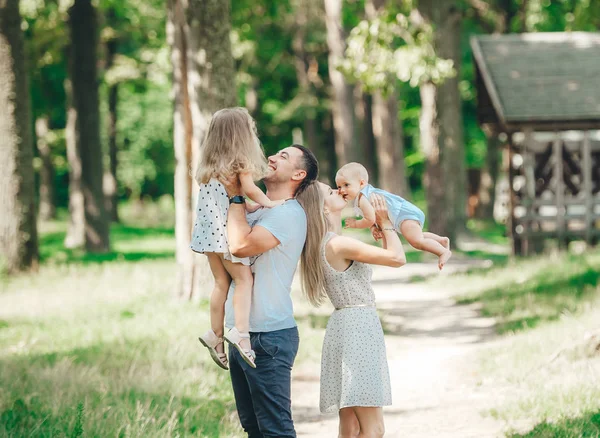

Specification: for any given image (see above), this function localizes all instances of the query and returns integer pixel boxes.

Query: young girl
[191,107,281,370]
[336,162,452,270]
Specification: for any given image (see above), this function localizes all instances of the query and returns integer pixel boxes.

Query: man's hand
[221,174,242,197]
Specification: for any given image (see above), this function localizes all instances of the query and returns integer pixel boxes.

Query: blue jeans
[229,327,300,438]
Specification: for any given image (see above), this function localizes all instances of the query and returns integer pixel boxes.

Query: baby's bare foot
[439,250,452,270]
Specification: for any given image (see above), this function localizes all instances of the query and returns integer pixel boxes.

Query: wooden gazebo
[471,32,600,255]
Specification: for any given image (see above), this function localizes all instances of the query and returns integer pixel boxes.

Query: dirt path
[292,261,506,438]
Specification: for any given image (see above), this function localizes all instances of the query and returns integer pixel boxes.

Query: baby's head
[335,162,369,202]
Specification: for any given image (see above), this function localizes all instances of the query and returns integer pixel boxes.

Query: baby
[336,162,452,270]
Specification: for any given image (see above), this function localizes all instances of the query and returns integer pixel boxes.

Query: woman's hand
[370,194,393,229]
[221,174,242,197]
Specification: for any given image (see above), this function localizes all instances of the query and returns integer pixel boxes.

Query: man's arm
[227,203,280,258]
[222,174,281,258]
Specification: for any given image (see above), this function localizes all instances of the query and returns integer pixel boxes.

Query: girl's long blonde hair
[294,145,328,307]
[195,107,268,184]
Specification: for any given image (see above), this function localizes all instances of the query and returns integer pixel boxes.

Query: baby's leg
[400,220,452,270]
[222,258,254,353]
[206,253,232,354]
[423,231,450,250]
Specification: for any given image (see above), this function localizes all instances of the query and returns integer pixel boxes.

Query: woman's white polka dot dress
[189,178,249,265]
[319,232,392,414]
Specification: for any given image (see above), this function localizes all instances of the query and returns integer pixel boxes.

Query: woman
[297,182,406,438]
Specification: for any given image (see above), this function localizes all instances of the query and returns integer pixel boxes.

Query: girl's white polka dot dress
[319,232,392,414]
[190,178,249,265]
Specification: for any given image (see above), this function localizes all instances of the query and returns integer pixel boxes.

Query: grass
[6,201,600,437]
[0,258,244,437]
[476,307,600,437]
[416,242,600,437]
[419,249,600,334]
[0,203,328,437]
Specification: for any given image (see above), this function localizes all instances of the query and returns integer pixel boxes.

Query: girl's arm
[331,194,406,267]
[239,172,282,208]
[345,194,376,229]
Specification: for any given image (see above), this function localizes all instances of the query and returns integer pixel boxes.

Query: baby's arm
[345,195,376,229]
[239,172,283,208]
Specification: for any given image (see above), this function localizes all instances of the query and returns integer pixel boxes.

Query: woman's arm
[240,172,283,208]
[330,194,406,268]
[328,235,406,267]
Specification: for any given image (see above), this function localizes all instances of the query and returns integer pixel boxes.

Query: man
[222,144,318,437]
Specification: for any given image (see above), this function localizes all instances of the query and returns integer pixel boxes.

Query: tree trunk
[355,88,378,185]
[0,0,39,273]
[64,76,85,249]
[366,0,409,197]
[372,90,410,197]
[436,2,466,237]
[419,81,447,235]
[324,0,358,165]
[168,0,236,299]
[292,6,318,151]
[416,1,465,241]
[104,25,119,223]
[35,117,56,220]
[68,0,109,253]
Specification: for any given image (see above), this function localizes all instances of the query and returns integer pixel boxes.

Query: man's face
[264,146,304,183]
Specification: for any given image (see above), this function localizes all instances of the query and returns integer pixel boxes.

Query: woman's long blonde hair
[294,145,328,307]
[195,107,268,184]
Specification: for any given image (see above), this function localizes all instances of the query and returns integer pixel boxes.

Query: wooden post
[523,128,535,255]
[508,133,522,256]
[554,132,566,249]
[582,130,593,246]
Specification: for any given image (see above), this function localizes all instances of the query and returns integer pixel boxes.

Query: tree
[0,0,39,273]
[415,0,465,241]
[365,0,409,197]
[341,5,457,238]
[168,0,237,299]
[35,116,56,220]
[68,0,110,252]
[104,6,119,222]
[324,0,359,165]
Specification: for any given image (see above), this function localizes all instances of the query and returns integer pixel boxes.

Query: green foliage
[454,250,600,334]
[342,10,456,93]
[21,0,600,204]
[0,211,243,437]
[511,412,600,437]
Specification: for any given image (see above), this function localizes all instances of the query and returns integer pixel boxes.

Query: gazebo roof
[471,32,600,130]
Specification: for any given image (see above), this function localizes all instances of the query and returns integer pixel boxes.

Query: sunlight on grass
[478,310,600,437]
[0,206,326,437]
[422,249,600,334]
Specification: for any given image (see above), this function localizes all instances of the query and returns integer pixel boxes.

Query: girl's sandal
[198,330,229,370]
[224,327,257,368]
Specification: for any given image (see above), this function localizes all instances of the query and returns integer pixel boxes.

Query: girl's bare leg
[205,253,232,357]
[353,407,385,438]
[221,257,254,352]
[339,407,360,438]
[400,220,452,270]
